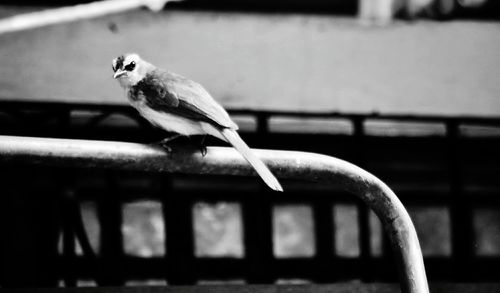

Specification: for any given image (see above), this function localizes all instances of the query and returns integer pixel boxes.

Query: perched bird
[112,53,283,192]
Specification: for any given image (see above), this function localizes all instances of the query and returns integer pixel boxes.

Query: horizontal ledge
[2,100,500,124]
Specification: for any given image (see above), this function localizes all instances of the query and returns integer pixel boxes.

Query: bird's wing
[139,69,237,130]
[135,70,179,108]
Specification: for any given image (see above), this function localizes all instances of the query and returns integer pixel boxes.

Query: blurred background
[0,0,500,288]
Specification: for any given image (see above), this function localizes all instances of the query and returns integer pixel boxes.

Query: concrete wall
[0,9,499,116]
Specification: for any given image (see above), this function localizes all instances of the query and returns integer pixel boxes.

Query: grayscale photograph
[0,0,499,292]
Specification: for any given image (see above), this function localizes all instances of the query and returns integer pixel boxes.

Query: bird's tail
[221,128,283,192]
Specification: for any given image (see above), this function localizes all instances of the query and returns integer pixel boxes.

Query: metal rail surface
[0,135,429,293]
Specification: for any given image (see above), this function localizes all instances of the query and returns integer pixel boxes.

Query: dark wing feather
[138,69,237,130]
[134,71,179,107]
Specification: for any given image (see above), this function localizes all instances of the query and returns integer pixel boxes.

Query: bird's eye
[124,61,136,71]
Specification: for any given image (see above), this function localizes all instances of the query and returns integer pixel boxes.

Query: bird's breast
[133,102,206,136]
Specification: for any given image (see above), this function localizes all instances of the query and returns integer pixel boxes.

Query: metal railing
[0,135,429,293]
[2,100,500,286]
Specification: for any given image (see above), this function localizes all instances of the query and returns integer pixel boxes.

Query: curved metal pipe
[0,135,429,293]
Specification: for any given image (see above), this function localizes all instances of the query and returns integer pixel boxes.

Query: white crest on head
[114,53,152,88]
[124,53,141,66]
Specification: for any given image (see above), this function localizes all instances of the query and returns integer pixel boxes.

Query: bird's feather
[221,128,283,192]
[132,69,237,130]
[119,55,282,191]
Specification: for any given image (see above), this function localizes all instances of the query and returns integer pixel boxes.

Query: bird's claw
[151,134,208,156]
[152,134,181,154]
[149,141,173,153]
[200,145,207,157]
[159,142,173,153]
[198,135,208,157]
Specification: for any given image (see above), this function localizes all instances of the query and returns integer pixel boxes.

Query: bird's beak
[113,69,127,79]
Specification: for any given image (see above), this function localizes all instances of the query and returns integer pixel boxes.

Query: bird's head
[112,53,152,88]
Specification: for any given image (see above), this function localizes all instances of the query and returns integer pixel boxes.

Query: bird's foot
[159,143,173,153]
[199,145,207,157]
[198,135,207,157]
[154,134,181,153]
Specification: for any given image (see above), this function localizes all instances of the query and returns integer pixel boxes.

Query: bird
[112,53,283,192]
